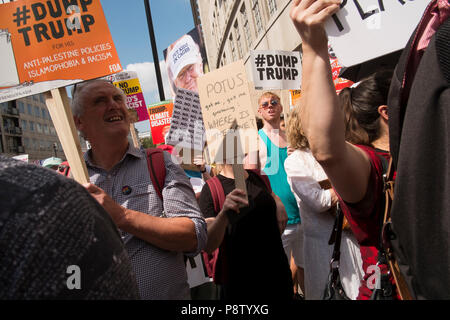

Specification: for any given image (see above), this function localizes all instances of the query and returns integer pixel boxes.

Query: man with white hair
[71,79,207,300]
[166,34,204,94]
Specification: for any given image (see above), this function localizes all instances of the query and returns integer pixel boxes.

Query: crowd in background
[1,0,449,300]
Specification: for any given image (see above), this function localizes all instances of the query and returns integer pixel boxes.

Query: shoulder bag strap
[329,203,344,257]
[381,158,413,300]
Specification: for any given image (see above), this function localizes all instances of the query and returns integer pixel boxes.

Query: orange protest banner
[0,0,122,102]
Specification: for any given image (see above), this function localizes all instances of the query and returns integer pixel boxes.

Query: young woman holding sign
[198,164,293,300]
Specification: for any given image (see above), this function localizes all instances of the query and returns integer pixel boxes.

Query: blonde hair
[286,105,309,151]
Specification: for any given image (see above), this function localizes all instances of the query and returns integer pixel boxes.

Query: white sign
[166,88,205,151]
[12,154,28,162]
[250,50,301,90]
[324,0,429,67]
[185,255,210,288]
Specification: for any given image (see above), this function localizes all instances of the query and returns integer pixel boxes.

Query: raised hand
[290,0,341,51]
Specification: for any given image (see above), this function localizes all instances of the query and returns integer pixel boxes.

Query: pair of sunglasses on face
[260,99,279,109]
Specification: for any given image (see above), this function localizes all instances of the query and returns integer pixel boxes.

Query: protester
[198,164,293,300]
[0,155,140,299]
[387,1,450,299]
[290,1,395,299]
[257,91,304,296]
[285,104,364,300]
[166,34,204,95]
[71,79,207,300]
[42,157,63,171]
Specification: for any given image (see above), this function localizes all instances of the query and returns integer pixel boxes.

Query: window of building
[267,0,277,16]
[32,138,37,150]
[32,94,38,101]
[229,34,237,62]
[34,106,40,117]
[18,102,25,113]
[36,123,42,133]
[27,104,32,115]
[252,0,264,36]
[0,102,6,113]
[40,94,45,104]
[29,121,35,132]
[234,21,244,58]
[43,124,49,135]
[41,108,46,119]
[241,4,252,48]
[21,120,27,131]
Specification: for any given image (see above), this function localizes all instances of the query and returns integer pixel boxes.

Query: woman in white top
[284,107,364,299]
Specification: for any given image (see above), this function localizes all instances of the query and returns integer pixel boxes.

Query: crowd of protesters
[1,0,449,300]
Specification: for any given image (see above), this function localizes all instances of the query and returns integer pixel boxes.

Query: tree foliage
[140,137,156,149]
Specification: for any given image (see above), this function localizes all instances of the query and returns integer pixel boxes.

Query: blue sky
[99,0,196,134]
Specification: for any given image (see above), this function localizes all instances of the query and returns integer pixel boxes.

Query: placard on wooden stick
[197,60,258,165]
[45,88,89,184]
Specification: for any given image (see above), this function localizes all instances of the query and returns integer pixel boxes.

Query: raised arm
[290,0,371,203]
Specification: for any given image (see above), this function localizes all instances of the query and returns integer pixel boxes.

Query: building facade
[0,92,82,163]
[195,0,301,78]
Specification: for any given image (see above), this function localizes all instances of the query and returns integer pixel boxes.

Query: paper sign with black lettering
[324,0,428,67]
[165,88,205,151]
[0,0,122,103]
[250,50,301,90]
[104,71,148,123]
[197,60,258,163]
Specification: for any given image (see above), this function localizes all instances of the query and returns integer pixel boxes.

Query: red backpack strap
[249,169,272,194]
[203,176,229,283]
[205,176,225,214]
[146,148,166,201]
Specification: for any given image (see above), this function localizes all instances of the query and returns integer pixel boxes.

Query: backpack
[202,170,271,284]
[387,6,450,299]
[144,148,166,201]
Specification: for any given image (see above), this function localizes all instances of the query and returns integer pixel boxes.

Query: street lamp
[144,0,165,101]
[53,142,57,157]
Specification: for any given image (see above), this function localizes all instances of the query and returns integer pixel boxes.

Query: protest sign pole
[45,88,89,184]
[129,123,140,148]
[230,120,248,205]
[232,163,247,206]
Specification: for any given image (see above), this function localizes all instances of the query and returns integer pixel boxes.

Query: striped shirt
[84,144,207,300]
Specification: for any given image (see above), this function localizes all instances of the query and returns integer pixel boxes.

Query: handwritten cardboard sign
[324,0,428,67]
[104,71,148,122]
[197,60,258,163]
[166,88,205,152]
[0,0,122,102]
[250,50,301,90]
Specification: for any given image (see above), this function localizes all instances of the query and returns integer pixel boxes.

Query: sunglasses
[260,99,279,109]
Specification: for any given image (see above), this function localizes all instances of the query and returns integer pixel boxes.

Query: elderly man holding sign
[71,79,207,300]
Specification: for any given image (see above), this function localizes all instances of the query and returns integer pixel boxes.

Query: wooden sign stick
[129,123,140,148]
[230,120,248,207]
[45,87,89,184]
